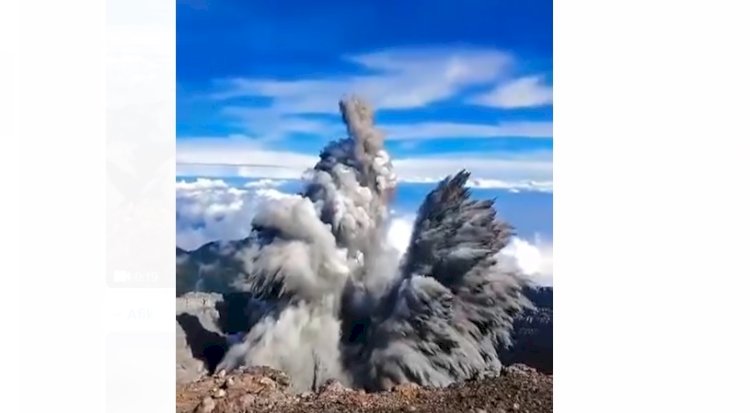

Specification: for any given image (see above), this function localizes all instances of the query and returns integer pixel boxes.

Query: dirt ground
[177,364,552,413]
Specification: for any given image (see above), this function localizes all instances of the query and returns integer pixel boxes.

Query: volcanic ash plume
[217,97,532,392]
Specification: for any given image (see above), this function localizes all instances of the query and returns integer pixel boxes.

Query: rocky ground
[177,364,552,413]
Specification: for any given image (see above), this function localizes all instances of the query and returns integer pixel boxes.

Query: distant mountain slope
[176,237,256,296]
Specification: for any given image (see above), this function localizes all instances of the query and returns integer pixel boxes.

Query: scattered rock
[194,396,215,413]
[394,382,421,398]
[507,364,538,375]
[239,394,256,408]
[177,364,552,413]
[319,379,346,395]
[259,376,275,386]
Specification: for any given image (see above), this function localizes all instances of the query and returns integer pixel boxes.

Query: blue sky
[176,0,553,186]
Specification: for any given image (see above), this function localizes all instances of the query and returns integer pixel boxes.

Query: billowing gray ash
[214,96,532,392]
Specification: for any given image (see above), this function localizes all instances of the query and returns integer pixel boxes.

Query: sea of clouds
[177,177,552,286]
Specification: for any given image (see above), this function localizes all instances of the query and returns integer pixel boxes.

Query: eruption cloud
[217,97,532,392]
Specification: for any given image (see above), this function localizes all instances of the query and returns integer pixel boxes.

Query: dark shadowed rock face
[176,292,224,384]
[500,287,553,374]
[176,291,270,384]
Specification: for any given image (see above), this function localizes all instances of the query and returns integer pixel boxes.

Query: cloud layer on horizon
[176,178,552,285]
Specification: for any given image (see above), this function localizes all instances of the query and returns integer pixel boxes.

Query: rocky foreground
[177,364,552,413]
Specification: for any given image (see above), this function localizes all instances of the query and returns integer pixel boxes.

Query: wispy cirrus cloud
[180,46,552,181]
[393,151,552,184]
[192,47,554,143]
[176,135,320,179]
[220,106,345,141]
[221,107,551,141]
[223,108,552,140]
[382,121,552,140]
[177,135,552,187]
[211,47,513,114]
[470,75,553,109]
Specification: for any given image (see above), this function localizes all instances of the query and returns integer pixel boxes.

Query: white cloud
[244,179,289,188]
[176,178,287,250]
[382,215,553,286]
[393,151,552,184]
[398,176,552,193]
[220,106,344,141]
[176,179,417,251]
[382,121,552,140]
[177,181,551,286]
[176,136,318,179]
[199,48,553,143]
[176,178,229,191]
[500,236,553,286]
[177,135,552,190]
[212,47,512,114]
[386,214,417,255]
[176,135,317,166]
[220,109,553,144]
[214,112,552,141]
[467,178,553,193]
[471,75,553,109]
